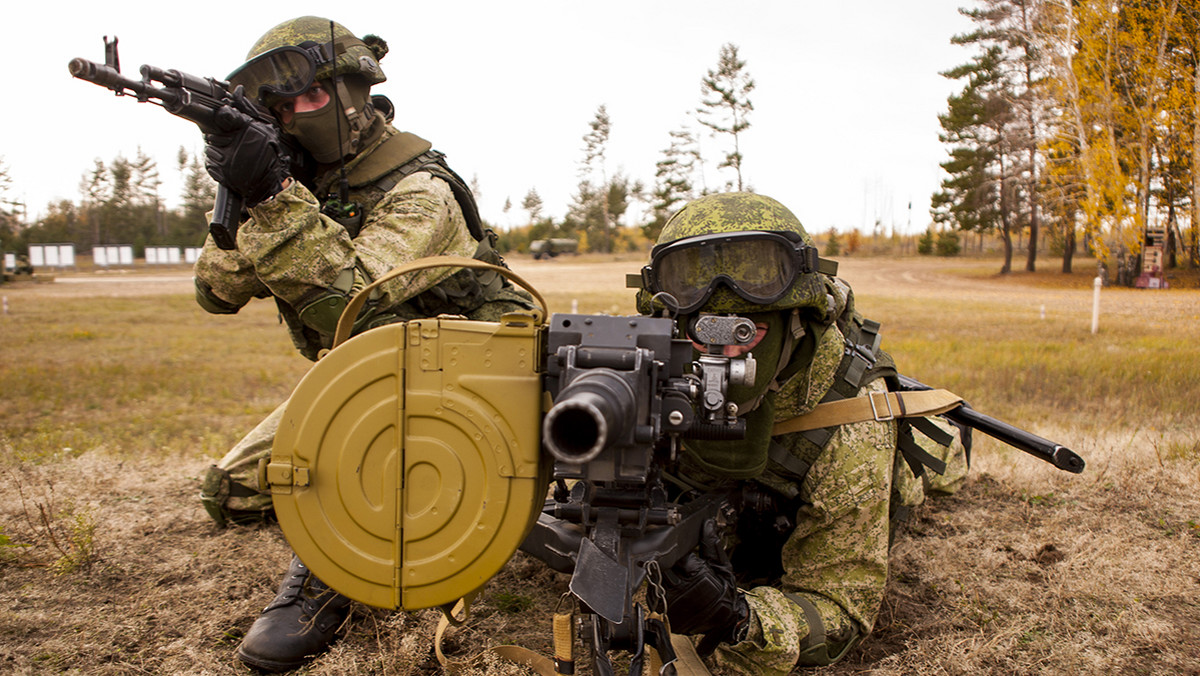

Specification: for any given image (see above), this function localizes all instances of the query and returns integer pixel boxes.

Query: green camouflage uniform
[195,124,533,524]
[670,277,968,675]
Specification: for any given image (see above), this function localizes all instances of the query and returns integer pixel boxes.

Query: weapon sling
[771,388,965,435]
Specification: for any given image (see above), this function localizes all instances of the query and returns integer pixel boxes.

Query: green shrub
[918,229,935,255]
[936,230,961,256]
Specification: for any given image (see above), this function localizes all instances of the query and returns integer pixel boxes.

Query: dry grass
[1,255,1198,675]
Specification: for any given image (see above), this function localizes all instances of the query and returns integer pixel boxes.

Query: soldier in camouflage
[193,16,534,672]
[635,192,968,674]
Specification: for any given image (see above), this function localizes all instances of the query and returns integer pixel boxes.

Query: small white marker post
[1091,276,1102,334]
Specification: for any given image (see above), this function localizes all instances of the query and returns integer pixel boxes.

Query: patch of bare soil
[833,467,1200,675]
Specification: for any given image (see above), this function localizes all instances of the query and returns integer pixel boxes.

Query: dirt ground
[1,255,1198,675]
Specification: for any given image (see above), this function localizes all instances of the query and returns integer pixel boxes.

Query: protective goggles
[639,230,833,314]
[226,40,338,105]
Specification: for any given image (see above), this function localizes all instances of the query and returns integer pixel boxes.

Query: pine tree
[522,188,544,225]
[176,149,216,245]
[648,126,700,241]
[79,159,110,249]
[944,0,1054,273]
[824,228,842,256]
[696,44,754,191]
[576,105,616,252]
[130,148,162,241]
[0,157,19,249]
[934,45,1020,272]
[918,228,936,255]
[958,0,1050,271]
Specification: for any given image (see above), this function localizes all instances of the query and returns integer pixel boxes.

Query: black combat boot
[236,554,352,672]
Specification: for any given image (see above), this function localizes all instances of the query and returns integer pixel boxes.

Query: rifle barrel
[70,58,183,106]
[897,375,1085,474]
[943,405,1085,474]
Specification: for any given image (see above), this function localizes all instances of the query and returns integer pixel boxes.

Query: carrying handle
[333,255,548,348]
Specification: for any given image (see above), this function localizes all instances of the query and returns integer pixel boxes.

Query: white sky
[6,1,975,236]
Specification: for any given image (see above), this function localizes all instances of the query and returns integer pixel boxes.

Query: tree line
[0,43,753,260]
[21,7,1190,276]
[499,42,755,254]
[934,0,1199,279]
[0,148,217,258]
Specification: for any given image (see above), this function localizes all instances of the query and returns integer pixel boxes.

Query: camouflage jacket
[675,278,964,675]
[194,125,529,360]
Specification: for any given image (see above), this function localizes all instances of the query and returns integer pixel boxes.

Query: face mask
[284,101,355,163]
[282,79,378,163]
[681,311,786,479]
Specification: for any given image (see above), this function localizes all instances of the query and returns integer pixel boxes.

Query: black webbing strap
[782,592,856,666]
[908,416,955,447]
[768,439,812,481]
[785,592,826,652]
[373,150,485,242]
[896,423,948,477]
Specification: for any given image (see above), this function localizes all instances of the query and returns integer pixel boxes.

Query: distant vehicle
[2,254,41,283]
[529,238,579,260]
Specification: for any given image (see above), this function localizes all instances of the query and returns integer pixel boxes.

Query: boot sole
[236,645,311,673]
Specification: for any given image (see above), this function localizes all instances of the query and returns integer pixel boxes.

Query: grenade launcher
[257,262,1087,673]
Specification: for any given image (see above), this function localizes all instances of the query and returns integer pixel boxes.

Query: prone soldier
[624,192,969,672]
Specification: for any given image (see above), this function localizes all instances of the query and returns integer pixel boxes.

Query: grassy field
[0,255,1198,674]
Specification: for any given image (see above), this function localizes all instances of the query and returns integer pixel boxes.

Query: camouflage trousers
[199,401,284,526]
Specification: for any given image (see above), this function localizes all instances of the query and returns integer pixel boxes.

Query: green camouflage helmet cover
[244,16,387,89]
[636,192,828,315]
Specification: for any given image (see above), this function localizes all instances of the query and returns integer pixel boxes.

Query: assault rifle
[517,314,1086,674]
[68,38,308,250]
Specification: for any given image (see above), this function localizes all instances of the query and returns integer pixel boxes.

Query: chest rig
[727,311,964,585]
[280,131,515,360]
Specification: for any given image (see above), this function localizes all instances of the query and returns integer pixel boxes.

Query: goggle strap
[817,257,838,276]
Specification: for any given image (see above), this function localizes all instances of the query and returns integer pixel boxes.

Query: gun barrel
[897,375,1085,474]
[69,57,181,107]
[543,369,637,463]
[944,405,1085,473]
[69,57,134,91]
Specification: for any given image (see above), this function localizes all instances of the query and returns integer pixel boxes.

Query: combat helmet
[228,16,390,162]
[635,192,834,316]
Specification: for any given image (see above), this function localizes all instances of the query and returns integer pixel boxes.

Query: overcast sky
[7,1,976,236]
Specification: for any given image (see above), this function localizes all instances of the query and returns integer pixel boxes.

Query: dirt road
[11,255,1192,320]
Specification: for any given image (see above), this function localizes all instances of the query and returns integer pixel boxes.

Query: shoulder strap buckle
[868,390,896,422]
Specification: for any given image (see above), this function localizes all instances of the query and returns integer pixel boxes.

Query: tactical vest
[767,315,955,484]
[725,311,968,587]
[313,131,485,242]
[281,131,524,360]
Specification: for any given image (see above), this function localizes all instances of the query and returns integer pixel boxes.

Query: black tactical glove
[663,519,750,652]
[204,86,290,208]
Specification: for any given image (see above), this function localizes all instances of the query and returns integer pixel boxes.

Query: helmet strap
[335,78,372,150]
